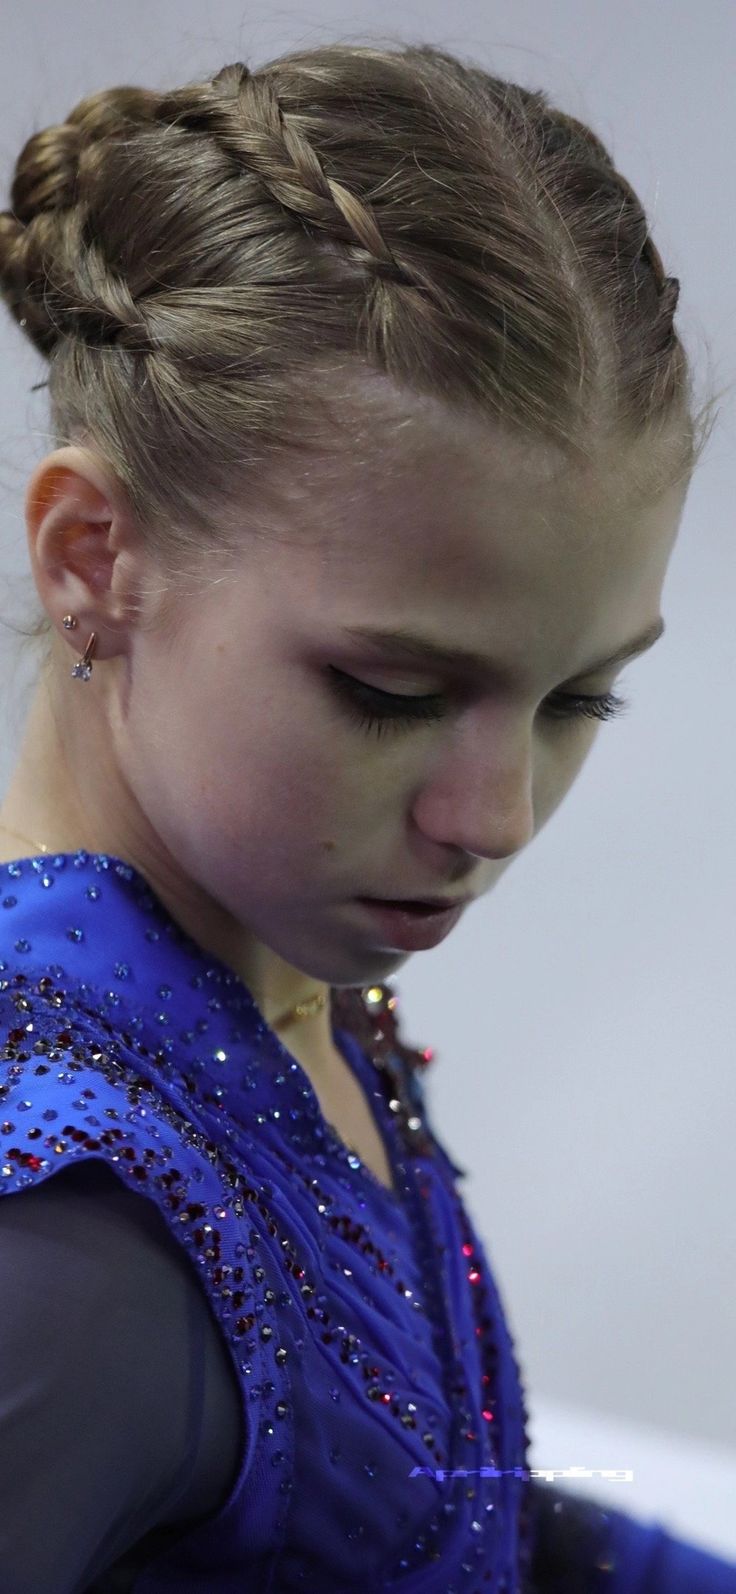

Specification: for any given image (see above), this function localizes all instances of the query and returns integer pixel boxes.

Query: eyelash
[327,667,630,740]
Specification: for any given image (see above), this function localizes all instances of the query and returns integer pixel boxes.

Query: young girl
[0,37,733,1593]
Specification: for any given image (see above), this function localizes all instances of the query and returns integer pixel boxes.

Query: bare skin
[0,384,688,1189]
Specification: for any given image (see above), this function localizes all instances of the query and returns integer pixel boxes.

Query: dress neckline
[324,1025,409,1206]
[0,848,422,1207]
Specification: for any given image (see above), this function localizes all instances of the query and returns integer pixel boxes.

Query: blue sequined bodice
[0,850,533,1592]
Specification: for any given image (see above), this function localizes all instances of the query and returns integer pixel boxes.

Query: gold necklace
[0,820,328,1033]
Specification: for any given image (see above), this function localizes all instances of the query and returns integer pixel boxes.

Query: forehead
[304,389,687,594]
[236,384,686,692]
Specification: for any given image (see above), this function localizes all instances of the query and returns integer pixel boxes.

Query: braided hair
[0,38,717,665]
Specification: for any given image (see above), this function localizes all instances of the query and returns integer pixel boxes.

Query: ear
[23,448,141,658]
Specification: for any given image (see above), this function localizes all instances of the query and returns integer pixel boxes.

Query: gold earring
[62,615,98,680]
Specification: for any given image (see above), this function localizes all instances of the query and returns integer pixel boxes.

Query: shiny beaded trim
[0,851,543,1589]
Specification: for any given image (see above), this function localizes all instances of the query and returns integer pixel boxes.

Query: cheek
[121,645,381,842]
[533,726,600,831]
[216,709,356,841]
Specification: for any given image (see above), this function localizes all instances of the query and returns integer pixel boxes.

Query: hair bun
[0,118,89,354]
[0,86,160,356]
[0,119,84,351]
[660,275,681,316]
[11,121,84,228]
[10,83,160,226]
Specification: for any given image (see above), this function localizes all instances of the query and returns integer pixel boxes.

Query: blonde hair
[0,36,724,671]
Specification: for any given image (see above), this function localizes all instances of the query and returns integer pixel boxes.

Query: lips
[384,900,449,914]
[365,895,473,910]
[355,896,466,952]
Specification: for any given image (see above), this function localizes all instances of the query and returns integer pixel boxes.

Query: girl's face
[25,393,687,1024]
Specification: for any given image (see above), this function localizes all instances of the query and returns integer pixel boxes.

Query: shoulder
[0,1157,239,1587]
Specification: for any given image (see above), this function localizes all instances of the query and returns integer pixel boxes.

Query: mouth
[363,895,474,911]
[374,899,447,913]
[354,896,467,951]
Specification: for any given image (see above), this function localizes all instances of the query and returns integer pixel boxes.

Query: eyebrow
[340,616,666,683]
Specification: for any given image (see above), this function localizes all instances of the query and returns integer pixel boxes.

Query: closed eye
[326,666,630,739]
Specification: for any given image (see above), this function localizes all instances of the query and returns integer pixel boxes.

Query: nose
[414,725,536,860]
